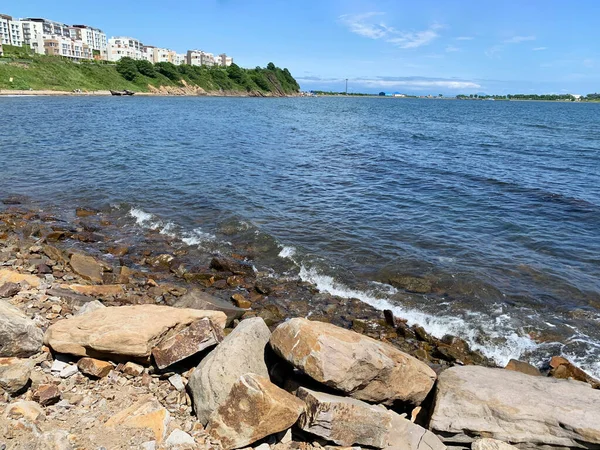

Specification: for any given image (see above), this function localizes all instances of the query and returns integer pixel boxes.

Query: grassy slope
[0,55,300,95]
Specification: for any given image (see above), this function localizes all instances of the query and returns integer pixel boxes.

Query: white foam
[182,228,216,246]
[129,208,156,227]
[298,264,539,367]
[278,246,297,259]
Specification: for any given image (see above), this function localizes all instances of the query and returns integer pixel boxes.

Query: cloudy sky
[6,0,600,94]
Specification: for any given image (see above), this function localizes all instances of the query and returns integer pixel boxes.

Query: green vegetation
[0,53,300,95]
[456,93,600,101]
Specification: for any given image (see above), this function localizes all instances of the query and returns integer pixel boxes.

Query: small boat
[110,90,135,96]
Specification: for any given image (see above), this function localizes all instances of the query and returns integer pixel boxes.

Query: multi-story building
[20,20,45,54]
[0,42,3,56]
[21,17,70,38]
[186,49,215,67]
[108,36,144,61]
[43,34,93,60]
[170,51,186,66]
[70,25,107,60]
[0,14,24,47]
[216,53,233,67]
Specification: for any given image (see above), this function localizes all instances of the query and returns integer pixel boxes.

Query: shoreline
[0,88,300,97]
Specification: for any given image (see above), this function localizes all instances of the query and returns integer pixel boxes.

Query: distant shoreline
[0,89,298,97]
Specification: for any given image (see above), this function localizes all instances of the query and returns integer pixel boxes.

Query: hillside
[0,49,300,96]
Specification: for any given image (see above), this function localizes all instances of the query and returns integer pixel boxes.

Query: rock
[141,442,157,450]
[151,318,224,369]
[76,207,98,217]
[388,275,432,294]
[46,287,96,308]
[0,282,20,298]
[33,384,61,406]
[210,256,255,276]
[75,300,106,316]
[67,284,125,298]
[174,289,245,326]
[549,356,600,388]
[0,300,44,357]
[270,318,436,405]
[504,359,541,377]
[168,374,185,391]
[188,317,271,425]
[296,387,444,450]
[51,359,69,373]
[122,361,144,376]
[44,305,227,361]
[206,373,305,450]
[257,304,285,327]
[59,364,79,378]
[472,439,519,450]
[77,357,113,378]
[4,400,45,423]
[36,430,74,450]
[105,397,170,442]
[429,365,600,449]
[165,429,195,446]
[0,357,32,394]
[0,269,41,288]
[231,294,251,309]
[69,253,104,283]
[43,245,67,263]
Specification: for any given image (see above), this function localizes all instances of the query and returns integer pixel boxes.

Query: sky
[4,0,600,95]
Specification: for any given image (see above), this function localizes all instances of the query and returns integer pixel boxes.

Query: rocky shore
[1,203,599,450]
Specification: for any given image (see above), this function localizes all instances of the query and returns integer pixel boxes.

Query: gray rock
[472,439,520,450]
[297,387,445,450]
[430,365,600,449]
[0,357,33,394]
[0,300,44,357]
[75,300,106,316]
[188,317,271,425]
[59,364,79,378]
[165,429,195,446]
[174,289,245,326]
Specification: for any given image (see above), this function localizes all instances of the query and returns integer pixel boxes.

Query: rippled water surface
[2,96,600,375]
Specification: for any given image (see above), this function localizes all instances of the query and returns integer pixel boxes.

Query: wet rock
[151,317,224,369]
[44,305,227,361]
[472,439,519,450]
[210,256,255,277]
[104,397,170,442]
[257,304,285,327]
[0,282,20,298]
[188,317,271,425]
[504,359,541,377]
[429,365,600,449]
[77,357,113,378]
[0,357,32,394]
[0,268,41,288]
[0,300,44,357]
[388,275,432,294]
[231,294,251,309]
[33,384,61,406]
[69,253,105,283]
[206,373,305,450]
[270,318,436,405]
[75,207,98,217]
[107,245,129,257]
[174,289,245,326]
[549,356,600,388]
[383,310,395,327]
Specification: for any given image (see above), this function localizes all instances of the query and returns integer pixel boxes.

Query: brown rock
[152,317,224,369]
[122,361,144,376]
[549,356,600,388]
[270,318,436,405]
[44,305,227,361]
[69,253,104,283]
[33,384,61,406]
[0,269,41,288]
[4,400,46,423]
[46,230,66,242]
[108,246,129,257]
[77,357,113,378]
[104,397,170,442]
[76,207,98,217]
[43,245,67,263]
[388,275,432,294]
[66,284,125,298]
[210,256,255,276]
[206,373,305,450]
[231,294,251,309]
[505,359,541,377]
[0,282,20,298]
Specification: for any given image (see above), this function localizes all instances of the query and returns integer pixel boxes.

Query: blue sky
[5,0,600,94]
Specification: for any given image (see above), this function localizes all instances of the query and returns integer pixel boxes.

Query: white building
[186,49,215,67]
[70,25,107,60]
[0,14,24,47]
[108,36,144,61]
[216,53,233,67]
[43,34,93,60]
[21,17,70,38]
[20,20,44,54]
[171,52,186,66]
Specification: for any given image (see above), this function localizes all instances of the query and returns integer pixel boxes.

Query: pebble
[168,374,185,392]
[51,360,69,373]
[60,364,79,378]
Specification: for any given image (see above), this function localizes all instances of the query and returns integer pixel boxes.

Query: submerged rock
[188,317,271,425]
[0,300,44,357]
[270,318,436,405]
[210,256,255,276]
[388,275,432,294]
[429,365,600,449]
[44,305,226,361]
[206,373,305,450]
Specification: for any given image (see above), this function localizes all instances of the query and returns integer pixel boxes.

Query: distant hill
[0,50,300,96]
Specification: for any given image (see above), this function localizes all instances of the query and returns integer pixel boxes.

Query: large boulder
[0,357,33,394]
[270,318,436,405]
[297,387,444,450]
[173,289,245,326]
[44,305,226,362]
[188,317,271,425]
[0,269,40,288]
[0,300,44,357]
[429,365,600,449]
[206,373,305,450]
[69,252,105,283]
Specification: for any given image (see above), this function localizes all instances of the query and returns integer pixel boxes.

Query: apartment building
[171,52,186,66]
[216,53,233,67]
[43,34,93,60]
[20,20,44,54]
[108,36,144,61]
[186,49,215,67]
[0,14,24,47]
[22,17,70,38]
[70,25,107,60]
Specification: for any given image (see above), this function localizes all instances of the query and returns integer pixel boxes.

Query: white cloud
[338,13,442,49]
[456,36,474,41]
[504,35,536,44]
[532,47,547,51]
[445,45,460,52]
[297,77,480,90]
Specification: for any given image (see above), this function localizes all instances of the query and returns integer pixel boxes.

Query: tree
[135,59,157,78]
[226,63,244,84]
[379,92,386,96]
[266,62,276,71]
[116,57,139,81]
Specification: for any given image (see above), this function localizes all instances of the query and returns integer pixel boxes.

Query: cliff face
[0,56,300,95]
